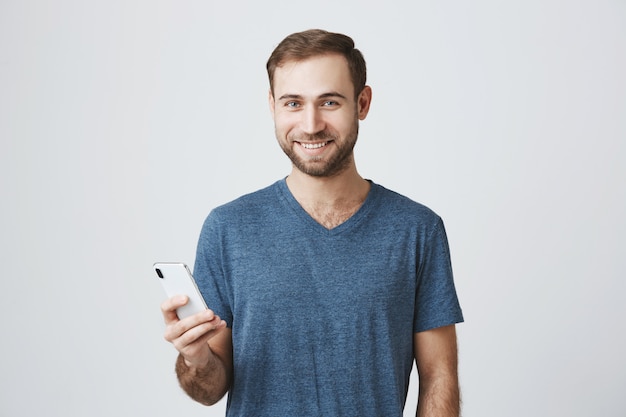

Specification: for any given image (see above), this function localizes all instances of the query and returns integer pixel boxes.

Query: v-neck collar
[275,178,378,237]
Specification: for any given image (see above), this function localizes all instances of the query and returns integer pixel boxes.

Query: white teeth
[301,142,327,149]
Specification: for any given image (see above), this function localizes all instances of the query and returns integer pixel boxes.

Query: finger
[160,295,189,324]
[172,309,220,337]
[171,317,226,350]
[164,309,222,342]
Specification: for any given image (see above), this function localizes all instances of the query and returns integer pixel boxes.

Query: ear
[268,89,275,117]
[357,86,372,120]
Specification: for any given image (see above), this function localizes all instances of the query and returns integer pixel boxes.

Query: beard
[277,119,360,178]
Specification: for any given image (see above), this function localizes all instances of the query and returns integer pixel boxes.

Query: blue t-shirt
[194,179,463,416]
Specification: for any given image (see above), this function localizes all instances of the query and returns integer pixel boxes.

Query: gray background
[1,1,624,416]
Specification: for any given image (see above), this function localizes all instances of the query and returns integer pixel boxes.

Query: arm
[414,324,460,417]
[161,295,233,405]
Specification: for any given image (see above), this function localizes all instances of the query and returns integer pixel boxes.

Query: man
[161,29,464,416]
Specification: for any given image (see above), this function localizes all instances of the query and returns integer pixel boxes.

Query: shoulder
[210,180,282,218]
[370,182,442,226]
[199,180,287,237]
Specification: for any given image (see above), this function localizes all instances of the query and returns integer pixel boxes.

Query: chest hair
[303,199,365,230]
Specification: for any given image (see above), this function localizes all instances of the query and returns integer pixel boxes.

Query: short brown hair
[266,29,367,98]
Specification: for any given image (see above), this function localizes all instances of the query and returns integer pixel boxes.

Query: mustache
[290,131,337,142]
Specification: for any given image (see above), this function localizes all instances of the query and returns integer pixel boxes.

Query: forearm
[175,351,231,406]
[416,374,460,417]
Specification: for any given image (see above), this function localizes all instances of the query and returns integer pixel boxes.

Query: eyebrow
[278,92,348,101]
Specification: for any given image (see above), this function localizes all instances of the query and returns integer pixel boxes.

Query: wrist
[176,353,209,374]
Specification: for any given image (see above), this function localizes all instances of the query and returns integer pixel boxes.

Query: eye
[285,101,300,108]
[322,100,339,107]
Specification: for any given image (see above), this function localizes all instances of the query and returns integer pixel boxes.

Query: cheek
[273,120,289,137]
[328,114,354,133]
[274,113,298,134]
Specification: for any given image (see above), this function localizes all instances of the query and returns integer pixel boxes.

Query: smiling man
[161,29,464,416]
[271,53,368,180]
[269,52,372,229]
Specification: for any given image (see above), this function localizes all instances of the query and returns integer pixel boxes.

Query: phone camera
[155,268,164,278]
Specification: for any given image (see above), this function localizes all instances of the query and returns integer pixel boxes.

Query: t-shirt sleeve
[193,210,234,327]
[413,217,464,332]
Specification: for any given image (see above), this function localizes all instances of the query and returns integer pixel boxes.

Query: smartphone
[154,262,208,319]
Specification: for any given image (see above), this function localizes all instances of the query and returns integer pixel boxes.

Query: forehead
[273,54,354,98]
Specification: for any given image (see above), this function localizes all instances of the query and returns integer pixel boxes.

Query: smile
[300,142,329,149]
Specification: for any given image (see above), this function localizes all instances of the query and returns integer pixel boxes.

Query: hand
[161,295,227,368]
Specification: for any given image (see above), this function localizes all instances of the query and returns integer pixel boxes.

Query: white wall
[1,1,624,416]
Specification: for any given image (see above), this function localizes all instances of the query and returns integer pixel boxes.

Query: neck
[286,165,369,206]
[285,164,371,230]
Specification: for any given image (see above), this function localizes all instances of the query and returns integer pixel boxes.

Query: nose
[300,106,325,135]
